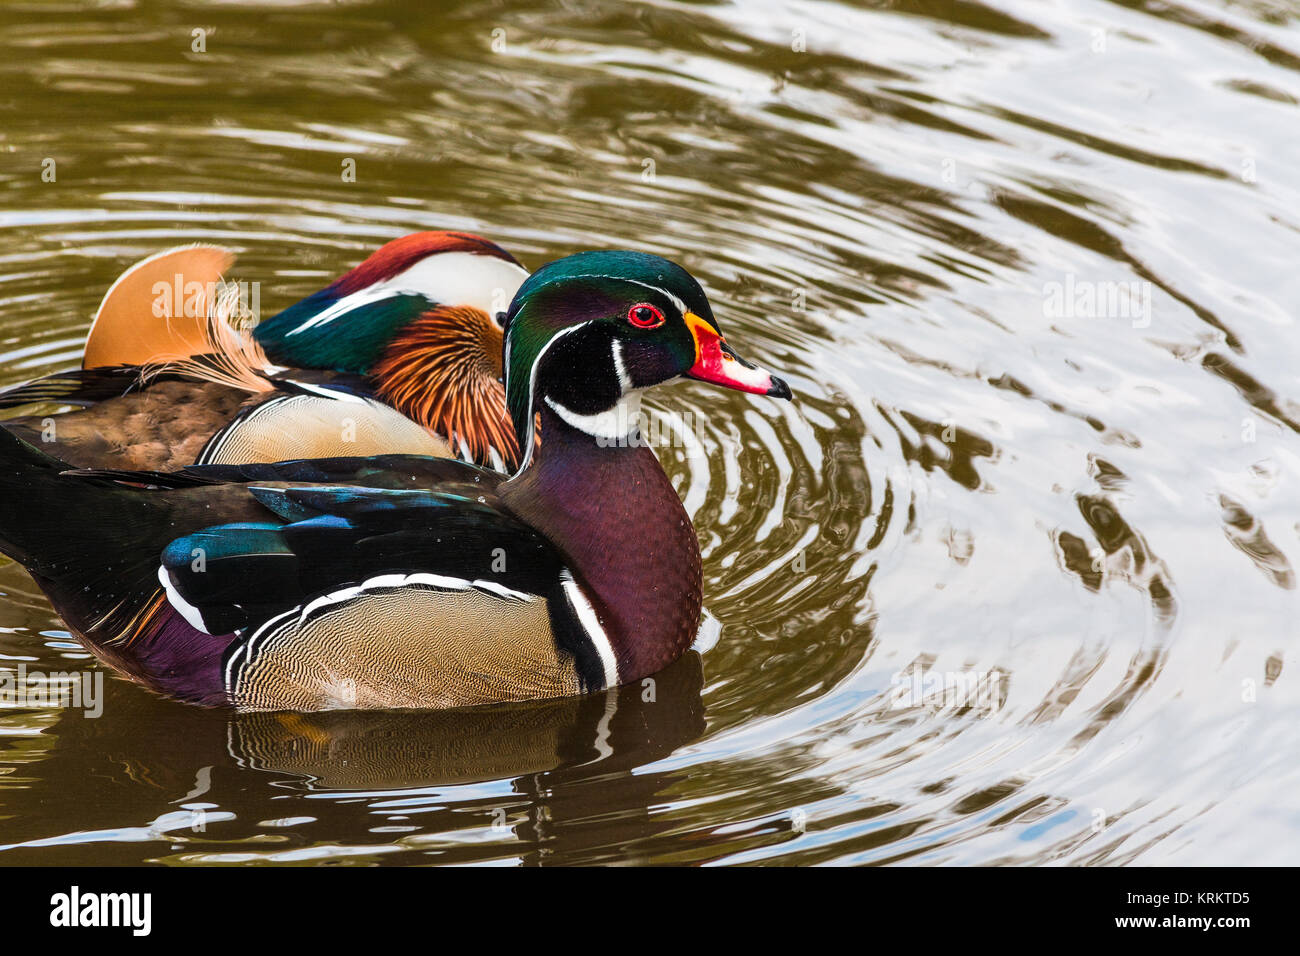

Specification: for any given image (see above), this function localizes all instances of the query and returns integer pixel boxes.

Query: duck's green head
[504,250,791,470]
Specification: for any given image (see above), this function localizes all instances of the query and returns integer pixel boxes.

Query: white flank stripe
[471,578,534,602]
[157,565,210,634]
[226,605,299,695]
[298,584,366,623]
[560,569,618,688]
[401,572,473,591]
[197,393,293,465]
[360,573,408,590]
[297,571,535,624]
[223,641,248,695]
[282,380,367,403]
[225,570,540,697]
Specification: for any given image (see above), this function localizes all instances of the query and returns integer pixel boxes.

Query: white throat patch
[545,390,644,445]
[543,338,646,445]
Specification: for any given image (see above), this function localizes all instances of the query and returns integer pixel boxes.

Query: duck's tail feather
[0,428,177,647]
[0,367,139,410]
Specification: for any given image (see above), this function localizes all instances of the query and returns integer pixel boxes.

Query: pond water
[1,0,1297,865]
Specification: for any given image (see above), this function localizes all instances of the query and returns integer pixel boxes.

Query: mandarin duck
[0,231,528,471]
[0,251,791,711]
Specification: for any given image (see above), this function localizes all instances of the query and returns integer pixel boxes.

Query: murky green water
[1,0,1298,865]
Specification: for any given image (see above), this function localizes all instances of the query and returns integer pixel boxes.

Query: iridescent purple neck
[501,404,702,683]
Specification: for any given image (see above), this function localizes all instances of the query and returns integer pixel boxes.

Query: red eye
[627,303,665,328]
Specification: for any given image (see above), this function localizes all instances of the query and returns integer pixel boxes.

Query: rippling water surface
[1,0,1298,865]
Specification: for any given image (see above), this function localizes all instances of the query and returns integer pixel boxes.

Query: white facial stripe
[561,569,618,688]
[507,274,689,474]
[617,277,687,315]
[545,391,643,443]
[287,251,528,336]
[513,321,590,475]
[611,338,633,391]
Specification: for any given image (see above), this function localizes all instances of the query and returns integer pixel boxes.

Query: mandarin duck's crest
[255,230,527,371]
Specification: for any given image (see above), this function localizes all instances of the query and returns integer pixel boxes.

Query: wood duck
[0,231,529,471]
[0,250,791,712]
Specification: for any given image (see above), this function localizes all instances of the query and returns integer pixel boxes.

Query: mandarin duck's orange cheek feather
[370,305,520,470]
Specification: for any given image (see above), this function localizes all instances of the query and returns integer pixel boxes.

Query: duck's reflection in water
[233,651,706,787]
[9,652,706,863]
